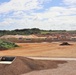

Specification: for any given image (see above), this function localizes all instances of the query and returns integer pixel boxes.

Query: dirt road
[0,42,76,57]
[28,57,76,60]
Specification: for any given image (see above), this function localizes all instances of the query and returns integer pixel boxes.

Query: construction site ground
[0,42,76,57]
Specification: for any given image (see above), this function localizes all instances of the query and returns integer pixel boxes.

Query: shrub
[0,40,19,50]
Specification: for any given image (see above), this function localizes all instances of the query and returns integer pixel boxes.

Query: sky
[0,0,76,30]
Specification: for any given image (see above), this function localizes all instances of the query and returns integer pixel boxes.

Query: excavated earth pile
[0,56,67,75]
[60,42,71,46]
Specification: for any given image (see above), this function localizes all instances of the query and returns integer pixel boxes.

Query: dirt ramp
[0,56,67,75]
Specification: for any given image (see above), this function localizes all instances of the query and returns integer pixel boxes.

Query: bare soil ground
[22,61,76,75]
[0,42,76,57]
[0,56,67,75]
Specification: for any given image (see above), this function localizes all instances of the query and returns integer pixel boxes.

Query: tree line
[0,28,76,36]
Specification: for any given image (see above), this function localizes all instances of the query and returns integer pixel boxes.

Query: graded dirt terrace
[0,42,76,57]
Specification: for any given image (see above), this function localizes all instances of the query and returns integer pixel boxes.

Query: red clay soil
[0,56,67,75]
[0,42,76,57]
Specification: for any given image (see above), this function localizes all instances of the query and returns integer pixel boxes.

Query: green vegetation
[0,28,76,36]
[0,28,41,36]
[41,30,50,34]
[0,40,19,50]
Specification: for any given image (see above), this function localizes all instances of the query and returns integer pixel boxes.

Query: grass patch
[0,40,19,50]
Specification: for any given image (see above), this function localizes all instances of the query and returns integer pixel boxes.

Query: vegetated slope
[0,56,67,75]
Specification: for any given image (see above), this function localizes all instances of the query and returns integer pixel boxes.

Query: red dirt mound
[0,56,67,75]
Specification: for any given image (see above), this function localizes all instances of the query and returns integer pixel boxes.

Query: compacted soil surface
[0,42,76,57]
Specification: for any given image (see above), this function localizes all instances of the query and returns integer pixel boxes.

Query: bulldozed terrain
[0,56,67,75]
[0,42,76,57]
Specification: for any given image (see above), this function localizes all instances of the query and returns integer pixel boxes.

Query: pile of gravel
[0,56,67,75]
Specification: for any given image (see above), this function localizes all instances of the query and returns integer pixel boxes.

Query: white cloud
[0,6,76,30]
[30,6,76,30]
[63,0,76,7]
[0,0,48,14]
[0,0,76,30]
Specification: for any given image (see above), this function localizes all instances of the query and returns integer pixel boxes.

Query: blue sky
[0,0,10,3]
[0,0,11,5]
[0,0,76,30]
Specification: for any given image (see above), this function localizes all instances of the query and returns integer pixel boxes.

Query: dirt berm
[0,56,67,75]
